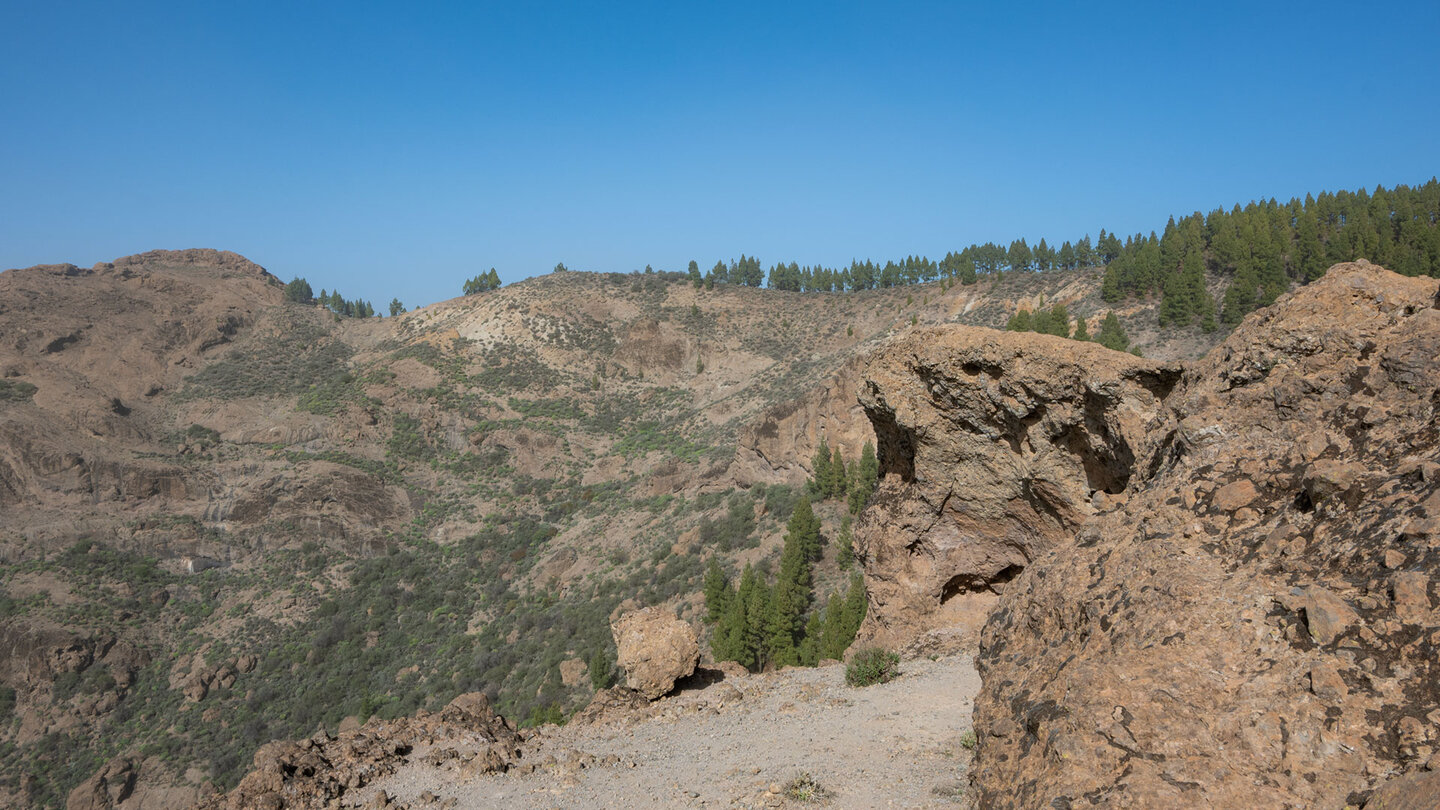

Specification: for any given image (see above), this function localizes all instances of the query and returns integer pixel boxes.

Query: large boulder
[611,607,700,700]
[852,325,1179,649]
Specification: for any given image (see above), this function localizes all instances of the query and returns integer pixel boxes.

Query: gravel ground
[360,654,979,809]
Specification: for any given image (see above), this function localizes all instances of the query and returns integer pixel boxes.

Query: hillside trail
[360,654,979,809]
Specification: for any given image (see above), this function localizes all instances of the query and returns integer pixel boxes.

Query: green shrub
[845,647,900,687]
[0,380,37,403]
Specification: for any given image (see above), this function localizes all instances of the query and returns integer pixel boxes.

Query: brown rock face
[954,263,1440,808]
[851,326,1179,648]
[611,607,700,700]
[65,757,135,810]
[731,354,877,488]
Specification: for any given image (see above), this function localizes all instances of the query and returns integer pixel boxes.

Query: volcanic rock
[854,261,1440,807]
[611,607,700,700]
[850,325,1180,648]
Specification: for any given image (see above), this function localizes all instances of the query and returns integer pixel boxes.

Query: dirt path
[360,654,979,809]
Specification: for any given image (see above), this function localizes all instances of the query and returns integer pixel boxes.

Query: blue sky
[3,1,1437,309]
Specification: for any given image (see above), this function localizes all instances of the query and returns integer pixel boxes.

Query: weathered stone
[1309,661,1348,702]
[852,263,1440,809]
[66,757,136,810]
[1394,572,1433,623]
[851,326,1179,648]
[1212,479,1259,511]
[1303,586,1360,645]
[1364,769,1440,809]
[611,608,699,700]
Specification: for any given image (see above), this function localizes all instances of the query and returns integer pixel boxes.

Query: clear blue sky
[3,1,1437,309]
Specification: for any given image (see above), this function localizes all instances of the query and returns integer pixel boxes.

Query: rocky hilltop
[854,261,1440,808]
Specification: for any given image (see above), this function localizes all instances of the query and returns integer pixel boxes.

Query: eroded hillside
[0,248,1222,806]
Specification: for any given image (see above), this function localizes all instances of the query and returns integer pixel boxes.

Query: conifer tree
[1071,314,1091,341]
[799,612,823,666]
[836,514,855,570]
[828,447,848,499]
[702,558,729,625]
[807,439,833,498]
[848,442,879,514]
[1096,311,1130,352]
[742,575,770,670]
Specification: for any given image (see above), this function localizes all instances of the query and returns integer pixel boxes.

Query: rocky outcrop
[731,354,877,487]
[65,757,136,810]
[851,326,1180,649]
[199,692,521,810]
[893,262,1440,808]
[611,608,700,700]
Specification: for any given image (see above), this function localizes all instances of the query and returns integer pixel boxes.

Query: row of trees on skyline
[296,180,1440,328]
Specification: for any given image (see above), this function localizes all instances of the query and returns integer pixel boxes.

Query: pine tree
[743,576,770,670]
[799,612,823,666]
[1006,309,1033,332]
[1096,311,1130,352]
[807,439,833,498]
[284,277,314,304]
[828,447,848,499]
[1071,314,1091,341]
[840,572,867,643]
[702,558,729,625]
[848,442,879,514]
[688,260,703,288]
[837,515,855,570]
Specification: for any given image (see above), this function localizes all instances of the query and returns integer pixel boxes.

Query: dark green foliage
[806,439,833,498]
[1096,311,1130,352]
[321,288,377,317]
[387,414,435,460]
[283,277,314,303]
[588,649,615,690]
[1071,315,1091,342]
[845,647,900,687]
[699,492,757,552]
[836,515,854,570]
[463,268,503,294]
[0,379,38,403]
[1010,304,1073,337]
[1098,181,1440,327]
[184,423,221,448]
[705,499,862,672]
[761,484,800,524]
[703,557,729,624]
[847,442,879,515]
[389,298,406,316]
[0,686,14,722]
[525,702,566,727]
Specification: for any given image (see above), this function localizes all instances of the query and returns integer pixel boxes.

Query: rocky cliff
[853,261,1440,808]
[850,327,1180,651]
